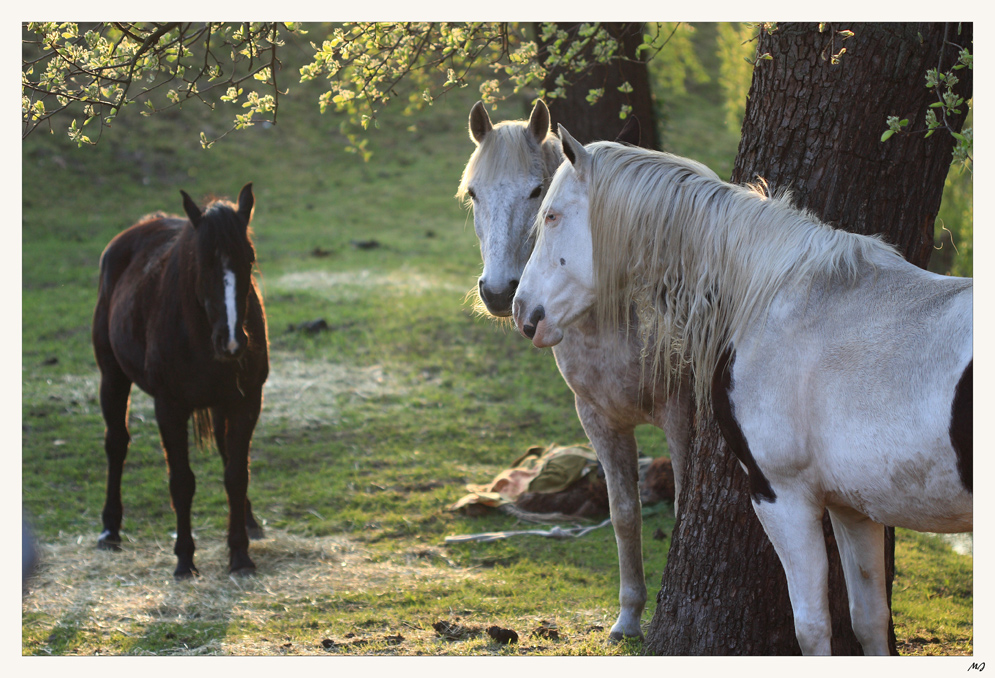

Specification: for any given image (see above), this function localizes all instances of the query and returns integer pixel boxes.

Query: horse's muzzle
[513,299,544,340]
[478,277,518,317]
[524,304,546,339]
[214,327,247,361]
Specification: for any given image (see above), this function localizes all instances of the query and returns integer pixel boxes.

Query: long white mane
[457,120,562,205]
[564,142,904,411]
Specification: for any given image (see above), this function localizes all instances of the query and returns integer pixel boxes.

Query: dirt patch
[433,619,483,641]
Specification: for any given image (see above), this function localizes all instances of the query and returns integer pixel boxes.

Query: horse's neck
[556,308,675,424]
[162,234,210,326]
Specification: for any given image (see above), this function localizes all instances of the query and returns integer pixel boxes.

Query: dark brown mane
[195,199,256,268]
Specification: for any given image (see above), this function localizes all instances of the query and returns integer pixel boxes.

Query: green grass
[22,25,971,656]
[892,531,974,655]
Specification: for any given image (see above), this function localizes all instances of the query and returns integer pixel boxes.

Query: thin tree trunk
[645,22,971,655]
[535,22,659,149]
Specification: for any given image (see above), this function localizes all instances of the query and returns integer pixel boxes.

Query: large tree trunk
[645,22,971,655]
[733,22,972,262]
[535,22,659,149]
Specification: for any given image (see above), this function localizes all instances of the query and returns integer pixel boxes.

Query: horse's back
[94,216,188,390]
[97,215,187,299]
[733,258,972,532]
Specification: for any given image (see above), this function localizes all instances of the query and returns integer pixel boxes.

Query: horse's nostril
[522,304,544,340]
[528,305,545,327]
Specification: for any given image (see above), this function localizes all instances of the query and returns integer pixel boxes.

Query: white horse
[458,101,692,641]
[513,126,973,656]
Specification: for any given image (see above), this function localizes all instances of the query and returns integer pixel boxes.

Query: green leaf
[881,129,895,142]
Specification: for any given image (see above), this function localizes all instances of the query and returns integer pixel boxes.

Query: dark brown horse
[92,183,269,577]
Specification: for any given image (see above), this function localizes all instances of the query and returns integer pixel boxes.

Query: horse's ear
[527,99,550,144]
[237,183,255,225]
[181,190,201,226]
[614,115,640,147]
[469,101,493,145]
[558,125,591,178]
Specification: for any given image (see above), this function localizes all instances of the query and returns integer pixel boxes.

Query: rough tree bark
[535,22,659,149]
[645,22,971,655]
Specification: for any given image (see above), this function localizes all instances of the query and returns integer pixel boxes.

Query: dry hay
[23,529,482,655]
[270,268,466,302]
[35,349,401,434]
[260,350,403,429]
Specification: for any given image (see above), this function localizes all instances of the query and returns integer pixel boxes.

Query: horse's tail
[191,408,215,453]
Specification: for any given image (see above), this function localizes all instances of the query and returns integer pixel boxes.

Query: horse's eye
[529,185,542,200]
[545,212,559,225]
[467,188,477,201]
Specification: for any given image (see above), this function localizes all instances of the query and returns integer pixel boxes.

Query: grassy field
[21,25,972,657]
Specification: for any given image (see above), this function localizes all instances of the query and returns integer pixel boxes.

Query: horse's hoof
[246,525,265,541]
[607,629,644,644]
[97,531,122,551]
[174,564,200,579]
[230,551,256,575]
[230,565,257,577]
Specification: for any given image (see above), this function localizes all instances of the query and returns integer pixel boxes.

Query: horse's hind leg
[212,406,264,540]
[154,399,198,577]
[96,361,132,551]
[576,397,645,641]
[827,507,891,655]
[753,492,832,655]
[93,303,132,552]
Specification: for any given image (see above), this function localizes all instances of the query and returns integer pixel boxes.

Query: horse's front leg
[217,395,261,574]
[575,396,645,642]
[828,506,891,655]
[659,374,692,515]
[212,405,264,540]
[154,399,198,578]
[752,490,832,655]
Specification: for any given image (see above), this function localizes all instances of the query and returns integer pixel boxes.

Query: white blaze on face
[223,263,239,353]
[515,163,596,347]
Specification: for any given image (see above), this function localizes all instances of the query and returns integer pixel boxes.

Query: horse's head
[181,183,257,361]
[513,126,597,348]
[458,100,558,316]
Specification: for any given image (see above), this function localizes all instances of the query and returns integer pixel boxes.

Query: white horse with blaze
[514,126,973,655]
